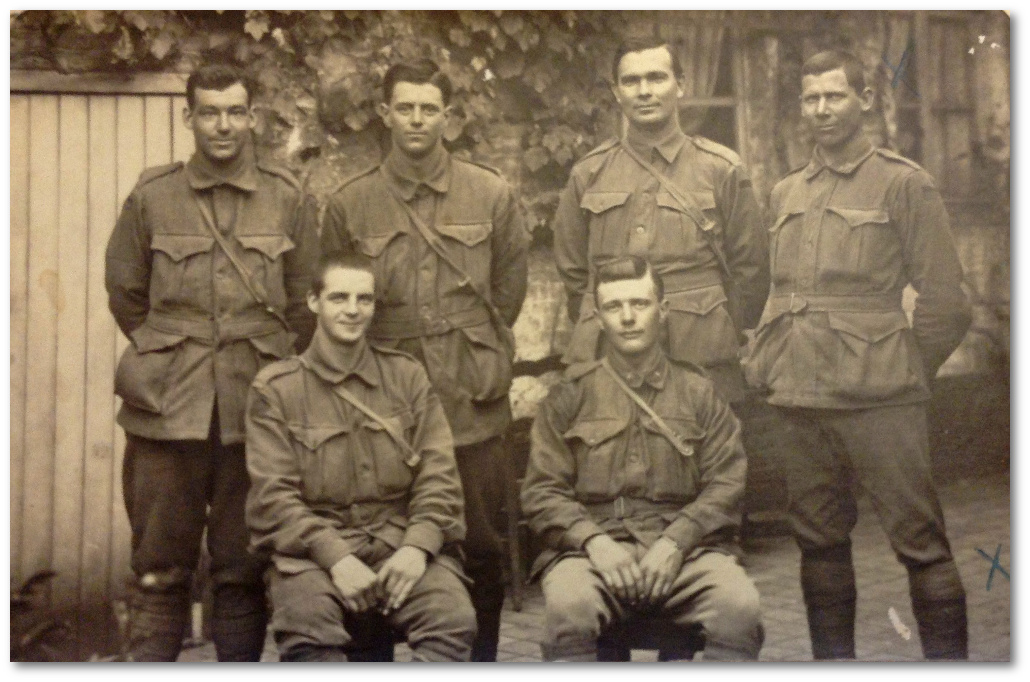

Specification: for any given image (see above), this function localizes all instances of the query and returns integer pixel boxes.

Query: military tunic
[520,348,763,660]
[552,128,769,401]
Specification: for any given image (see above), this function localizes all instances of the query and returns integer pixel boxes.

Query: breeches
[541,546,763,661]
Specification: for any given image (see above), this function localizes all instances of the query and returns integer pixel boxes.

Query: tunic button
[635,226,645,234]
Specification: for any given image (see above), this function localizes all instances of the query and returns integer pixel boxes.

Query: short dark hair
[611,38,683,83]
[310,251,376,297]
[593,256,665,304]
[801,50,867,93]
[382,59,453,106]
[186,63,256,109]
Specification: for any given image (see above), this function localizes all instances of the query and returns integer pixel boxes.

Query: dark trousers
[455,436,507,662]
[776,403,967,659]
[122,409,267,661]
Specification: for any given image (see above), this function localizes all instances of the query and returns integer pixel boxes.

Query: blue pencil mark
[882,43,920,99]
[975,545,1009,591]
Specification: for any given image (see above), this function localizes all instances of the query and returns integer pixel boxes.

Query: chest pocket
[564,417,628,498]
[641,416,703,500]
[436,221,492,286]
[288,423,353,502]
[821,206,894,276]
[359,410,418,492]
[238,234,295,260]
[654,190,716,259]
[581,191,632,259]
[150,234,216,304]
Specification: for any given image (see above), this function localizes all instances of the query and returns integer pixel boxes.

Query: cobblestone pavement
[178,466,1009,663]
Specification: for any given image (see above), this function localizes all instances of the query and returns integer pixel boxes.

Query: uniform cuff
[402,522,444,557]
[564,518,605,552]
[310,534,354,572]
[662,516,703,555]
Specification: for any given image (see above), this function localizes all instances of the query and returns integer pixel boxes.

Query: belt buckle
[789,292,807,314]
[613,496,627,519]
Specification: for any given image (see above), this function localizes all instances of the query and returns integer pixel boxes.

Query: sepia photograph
[8,9,1010,664]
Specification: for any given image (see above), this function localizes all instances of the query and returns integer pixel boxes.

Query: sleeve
[105,190,152,339]
[489,181,530,327]
[716,163,771,332]
[319,191,354,256]
[401,364,466,555]
[519,381,605,552]
[661,381,746,554]
[890,171,972,378]
[284,192,319,352]
[244,380,354,571]
[552,169,591,322]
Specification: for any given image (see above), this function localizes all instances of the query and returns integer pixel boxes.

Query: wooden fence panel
[10,96,30,576]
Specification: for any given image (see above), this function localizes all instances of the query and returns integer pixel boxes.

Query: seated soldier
[521,256,764,661]
[244,251,476,662]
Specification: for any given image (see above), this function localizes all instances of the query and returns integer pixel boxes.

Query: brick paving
[178,467,1010,663]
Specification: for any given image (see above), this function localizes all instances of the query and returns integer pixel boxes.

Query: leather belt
[584,496,684,520]
[766,291,903,315]
[146,310,282,343]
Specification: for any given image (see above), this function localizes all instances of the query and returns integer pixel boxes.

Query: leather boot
[127,585,191,662]
[800,543,857,660]
[468,570,505,662]
[908,561,968,659]
[211,584,269,662]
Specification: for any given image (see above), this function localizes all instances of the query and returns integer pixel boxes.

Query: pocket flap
[130,325,188,353]
[437,222,491,247]
[289,423,351,450]
[564,418,627,447]
[238,234,296,260]
[249,330,297,359]
[151,234,214,262]
[362,410,415,434]
[666,286,727,316]
[828,207,890,228]
[771,210,803,232]
[359,232,402,258]
[655,190,716,213]
[580,191,631,214]
[827,311,910,343]
[459,321,502,350]
[641,416,702,456]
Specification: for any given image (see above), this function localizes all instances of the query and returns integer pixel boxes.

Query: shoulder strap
[601,357,694,458]
[381,175,515,356]
[331,382,421,468]
[191,192,290,332]
[618,141,733,283]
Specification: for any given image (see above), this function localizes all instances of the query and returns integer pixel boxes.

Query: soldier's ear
[377,101,391,125]
[182,106,194,131]
[307,291,320,316]
[658,297,670,323]
[858,86,875,113]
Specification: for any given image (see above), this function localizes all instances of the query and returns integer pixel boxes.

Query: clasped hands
[329,545,428,615]
[584,534,684,607]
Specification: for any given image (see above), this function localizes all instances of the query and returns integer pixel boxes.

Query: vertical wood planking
[144,96,173,165]
[171,95,193,163]
[81,95,119,645]
[22,95,61,582]
[52,95,90,618]
[10,95,31,580]
[110,95,147,596]
[914,13,944,185]
[946,114,973,197]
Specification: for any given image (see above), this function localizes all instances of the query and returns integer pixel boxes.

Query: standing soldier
[320,59,529,661]
[746,50,972,660]
[553,36,769,406]
[105,63,317,661]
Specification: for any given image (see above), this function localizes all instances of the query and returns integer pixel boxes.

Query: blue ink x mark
[882,43,920,99]
[975,545,1009,590]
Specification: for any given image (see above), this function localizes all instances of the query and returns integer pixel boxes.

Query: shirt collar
[185,145,259,192]
[383,144,451,201]
[625,125,688,165]
[301,329,380,387]
[803,136,876,180]
[605,344,669,391]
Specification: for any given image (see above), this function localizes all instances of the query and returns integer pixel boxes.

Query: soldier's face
[308,266,376,346]
[612,47,684,132]
[378,81,450,159]
[184,83,255,165]
[801,68,873,152]
[595,275,669,359]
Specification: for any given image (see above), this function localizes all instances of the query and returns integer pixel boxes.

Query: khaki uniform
[105,149,316,661]
[245,333,475,661]
[745,142,972,659]
[320,146,529,660]
[520,349,763,661]
[552,129,769,402]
